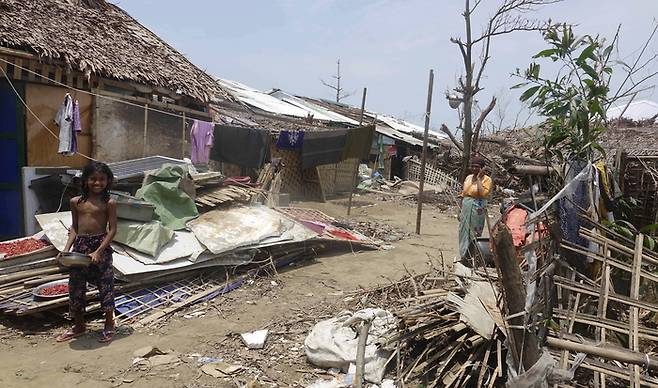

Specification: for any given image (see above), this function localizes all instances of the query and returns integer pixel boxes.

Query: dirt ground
[0,194,462,388]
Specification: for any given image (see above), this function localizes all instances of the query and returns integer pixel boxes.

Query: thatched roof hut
[0,0,225,102]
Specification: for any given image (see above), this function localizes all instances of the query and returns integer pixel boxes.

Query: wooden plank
[0,266,61,285]
[136,282,229,327]
[27,60,36,82]
[0,56,7,77]
[54,67,62,84]
[13,58,22,80]
[630,234,643,388]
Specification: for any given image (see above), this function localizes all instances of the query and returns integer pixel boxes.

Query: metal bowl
[32,279,69,299]
[58,252,92,267]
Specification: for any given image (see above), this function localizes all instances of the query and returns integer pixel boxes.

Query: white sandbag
[304,308,396,384]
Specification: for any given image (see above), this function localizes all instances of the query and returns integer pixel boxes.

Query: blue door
[0,80,25,239]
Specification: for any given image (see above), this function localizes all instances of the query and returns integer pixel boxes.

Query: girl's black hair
[78,161,114,203]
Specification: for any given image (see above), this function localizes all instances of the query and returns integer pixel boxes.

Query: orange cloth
[462,174,492,199]
[506,207,528,248]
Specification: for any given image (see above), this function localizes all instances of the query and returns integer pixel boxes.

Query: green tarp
[136,164,199,230]
[115,220,174,257]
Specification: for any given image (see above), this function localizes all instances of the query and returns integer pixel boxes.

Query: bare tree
[321,58,353,103]
[440,0,561,180]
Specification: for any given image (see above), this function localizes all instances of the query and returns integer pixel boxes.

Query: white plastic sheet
[304,309,396,384]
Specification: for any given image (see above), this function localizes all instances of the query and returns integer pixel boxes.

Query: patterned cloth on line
[68,233,115,314]
[459,196,487,259]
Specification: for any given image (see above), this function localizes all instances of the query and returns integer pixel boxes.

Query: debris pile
[347,262,505,387]
[334,219,410,242]
[0,158,382,325]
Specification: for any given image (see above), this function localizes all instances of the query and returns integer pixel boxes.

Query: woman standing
[459,156,493,259]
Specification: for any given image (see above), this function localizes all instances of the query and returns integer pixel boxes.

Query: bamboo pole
[596,242,610,388]
[181,112,186,159]
[547,337,658,371]
[415,69,434,234]
[143,103,149,157]
[630,234,644,388]
[347,87,367,216]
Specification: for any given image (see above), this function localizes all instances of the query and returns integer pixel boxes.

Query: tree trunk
[461,98,473,182]
[492,223,541,372]
[460,0,474,182]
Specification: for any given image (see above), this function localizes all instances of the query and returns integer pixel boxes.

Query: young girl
[56,161,117,343]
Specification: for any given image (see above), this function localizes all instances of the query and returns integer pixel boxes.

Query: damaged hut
[0,0,229,239]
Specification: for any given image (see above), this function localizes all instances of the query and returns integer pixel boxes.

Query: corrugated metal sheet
[375,125,439,149]
[607,100,658,121]
[376,114,448,139]
[218,78,313,118]
[269,90,359,124]
[108,156,185,180]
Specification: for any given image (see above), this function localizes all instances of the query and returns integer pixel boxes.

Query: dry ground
[0,193,461,388]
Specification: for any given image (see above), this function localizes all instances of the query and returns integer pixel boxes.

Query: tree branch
[610,21,658,103]
[440,124,464,151]
[472,97,497,151]
[321,79,339,92]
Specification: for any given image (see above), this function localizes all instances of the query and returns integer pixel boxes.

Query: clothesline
[0,65,95,162]
[0,56,207,120]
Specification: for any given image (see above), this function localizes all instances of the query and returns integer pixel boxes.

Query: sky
[118,0,658,131]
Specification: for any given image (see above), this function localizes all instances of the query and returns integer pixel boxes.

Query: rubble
[0,160,382,324]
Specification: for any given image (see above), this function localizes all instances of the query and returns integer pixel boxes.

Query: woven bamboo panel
[406,159,460,191]
[335,158,358,193]
[302,167,325,201]
[621,154,658,229]
[317,164,337,196]
[271,147,305,198]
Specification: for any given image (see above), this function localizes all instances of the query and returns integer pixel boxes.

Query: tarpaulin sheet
[114,220,174,257]
[136,164,199,230]
[113,230,204,264]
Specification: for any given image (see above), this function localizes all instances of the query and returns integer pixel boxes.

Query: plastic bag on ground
[304,308,396,384]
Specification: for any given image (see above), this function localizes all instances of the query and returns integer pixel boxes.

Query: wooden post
[143,103,149,157]
[491,223,541,371]
[347,87,367,216]
[629,234,643,388]
[595,242,610,388]
[181,112,186,159]
[354,320,372,388]
[415,69,434,234]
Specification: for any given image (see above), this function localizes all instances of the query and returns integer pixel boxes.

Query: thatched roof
[0,0,227,102]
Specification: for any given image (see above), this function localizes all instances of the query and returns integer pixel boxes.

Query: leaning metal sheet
[187,206,289,255]
[108,156,185,180]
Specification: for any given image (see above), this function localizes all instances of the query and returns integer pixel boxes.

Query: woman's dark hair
[471,155,486,168]
[79,161,114,203]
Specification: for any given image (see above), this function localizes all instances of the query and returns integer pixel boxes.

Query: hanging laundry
[54,93,74,156]
[276,130,304,151]
[302,129,348,168]
[70,99,82,154]
[342,125,375,160]
[210,125,271,168]
[189,119,215,164]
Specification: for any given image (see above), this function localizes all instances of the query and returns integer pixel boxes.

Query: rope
[0,64,96,161]
[0,56,199,120]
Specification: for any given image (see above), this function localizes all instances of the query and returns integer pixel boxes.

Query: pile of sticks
[350,263,506,388]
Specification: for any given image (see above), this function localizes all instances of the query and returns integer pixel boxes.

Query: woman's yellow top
[462,174,492,199]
